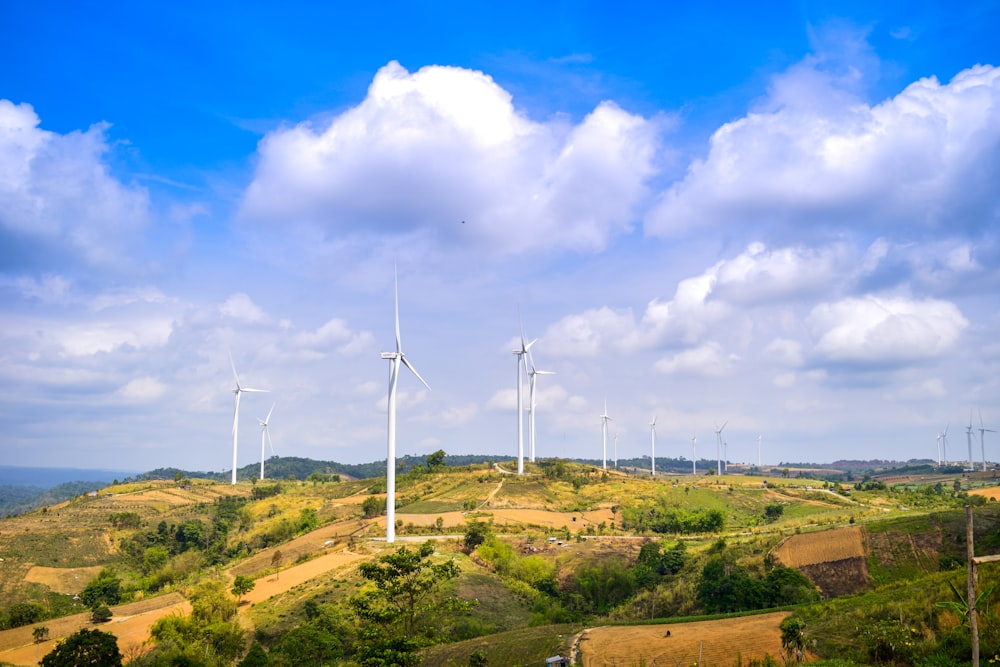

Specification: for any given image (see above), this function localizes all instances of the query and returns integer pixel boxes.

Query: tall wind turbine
[941,424,950,465]
[381,271,430,543]
[714,421,727,476]
[600,400,613,470]
[526,346,554,463]
[691,435,697,475]
[966,412,975,471]
[258,403,276,480]
[935,432,942,467]
[649,416,657,477]
[980,410,996,472]
[229,353,268,485]
[512,323,536,475]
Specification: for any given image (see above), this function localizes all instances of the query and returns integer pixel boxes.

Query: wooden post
[968,505,980,667]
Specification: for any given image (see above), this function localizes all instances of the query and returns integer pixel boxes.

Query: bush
[91,605,113,623]
[40,628,122,667]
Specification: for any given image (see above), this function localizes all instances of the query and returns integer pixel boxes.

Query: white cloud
[294,318,374,356]
[808,295,968,363]
[654,341,738,376]
[57,318,174,356]
[764,338,804,367]
[239,61,659,255]
[220,293,267,323]
[115,376,167,403]
[646,64,1000,236]
[0,100,150,265]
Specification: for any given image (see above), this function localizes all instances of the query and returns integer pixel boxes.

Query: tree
[40,628,122,667]
[463,519,492,552]
[232,575,256,603]
[33,625,49,643]
[80,569,122,609]
[6,601,46,628]
[426,449,446,470]
[90,605,112,623]
[349,541,472,666]
[780,617,806,664]
[362,496,387,518]
[271,550,284,580]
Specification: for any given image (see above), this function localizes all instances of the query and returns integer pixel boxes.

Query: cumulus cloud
[646,63,1000,236]
[807,295,968,363]
[654,341,738,376]
[115,376,167,403]
[294,318,374,356]
[57,318,175,356]
[220,293,267,323]
[0,100,150,267]
[239,61,659,255]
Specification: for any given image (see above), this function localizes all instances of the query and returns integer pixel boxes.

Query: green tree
[463,519,491,552]
[239,642,270,667]
[33,625,49,643]
[40,628,122,667]
[271,550,284,580]
[349,541,472,666]
[231,575,256,603]
[80,569,122,608]
[780,617,806,664]
[426,449,446,470]
[6,601,46,628]
[90,605,112,623]
[362,496,387,518]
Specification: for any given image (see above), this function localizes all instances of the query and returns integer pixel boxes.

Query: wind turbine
[613,432,619,469]
[714,421,727,476]
[935,432,942,466]
[526,346,554,463]
[649,416,657,477]
[600,400,613,470]
[229,353,269,485]
[512,323,536,475]
[980,410,996,472]
[258,403,276,480]
[966,412,976,471]
[691,435,697,475]
[941,424,950,465]
[380,270,430,543]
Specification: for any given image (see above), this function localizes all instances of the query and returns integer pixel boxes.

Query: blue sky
[2,1,999,473]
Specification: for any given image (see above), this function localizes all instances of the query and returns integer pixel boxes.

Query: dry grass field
[23,565,104,594]
[772,525,871,598]
[576,611,795,666]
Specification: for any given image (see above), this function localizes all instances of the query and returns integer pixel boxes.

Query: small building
[545,656,569,667]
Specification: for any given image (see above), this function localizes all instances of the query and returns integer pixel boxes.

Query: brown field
[388,507,616,532]
[24,565,104,594]
[240,548,367,605]
[0,594,191,666]
[772,525,865,567]
[970,487,1000,500]
[576,611,797,666]
[230,517,367,577]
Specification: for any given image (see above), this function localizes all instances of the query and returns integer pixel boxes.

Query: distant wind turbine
[935,432,942,467]
[600,400,613,470]
[714,421,727,476]
[941,424,950,465]
[229,353,269,485]
[691,435,697,475]
[649,416,657,477]
[380,269,430,543]
[258,403,276,480]
[526,345,554,464]
[512,322,536,475]
[967,411,976,471]
[980,409,996,472]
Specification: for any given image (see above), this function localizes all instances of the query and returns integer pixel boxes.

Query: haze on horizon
[1,2,999,474]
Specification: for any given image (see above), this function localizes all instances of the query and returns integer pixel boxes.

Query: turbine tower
[526,346,554,463]
[649,416,657,477]
[600,400,613,470]
[966,412,975,471]
[980,410,996,472]
[691,435,697,475]
[258,403,276,480]
[935,433,942,467]
[512,323,536,475]
[714,421,727,476]
[941,424,950,465]
[229,353,268,485]
[380,270,430,543]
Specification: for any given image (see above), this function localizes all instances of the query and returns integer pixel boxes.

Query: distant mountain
[0,465,136,487]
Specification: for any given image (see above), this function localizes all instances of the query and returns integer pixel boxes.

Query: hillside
[0,459,998,666]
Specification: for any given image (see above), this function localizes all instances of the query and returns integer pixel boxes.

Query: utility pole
[968,505,980,667]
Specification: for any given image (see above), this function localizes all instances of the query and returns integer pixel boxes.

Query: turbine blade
[229,350,241,388]
[400,355,431,391]
[242,387,269,393]
[394,267,402,354]
[265,402,276,423]
[267,428,275,456]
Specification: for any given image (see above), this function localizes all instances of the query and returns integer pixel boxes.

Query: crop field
[576,611,794,666]
[23,565,104,595]
[771,525,870,597]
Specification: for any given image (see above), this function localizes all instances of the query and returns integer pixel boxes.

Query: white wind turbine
[258,403,276,480]
[980,410,996,472]
[935,432,942,467]
[380,271,430,543]
[229,353,269,485]
[691,435,697,475]
[714,421,727,476]
[941,424,950,465]
[966,411,976,470]
[600,400,613,470]
[526,346,554,464]
[512,323,536,475]
[649,416,657,477]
